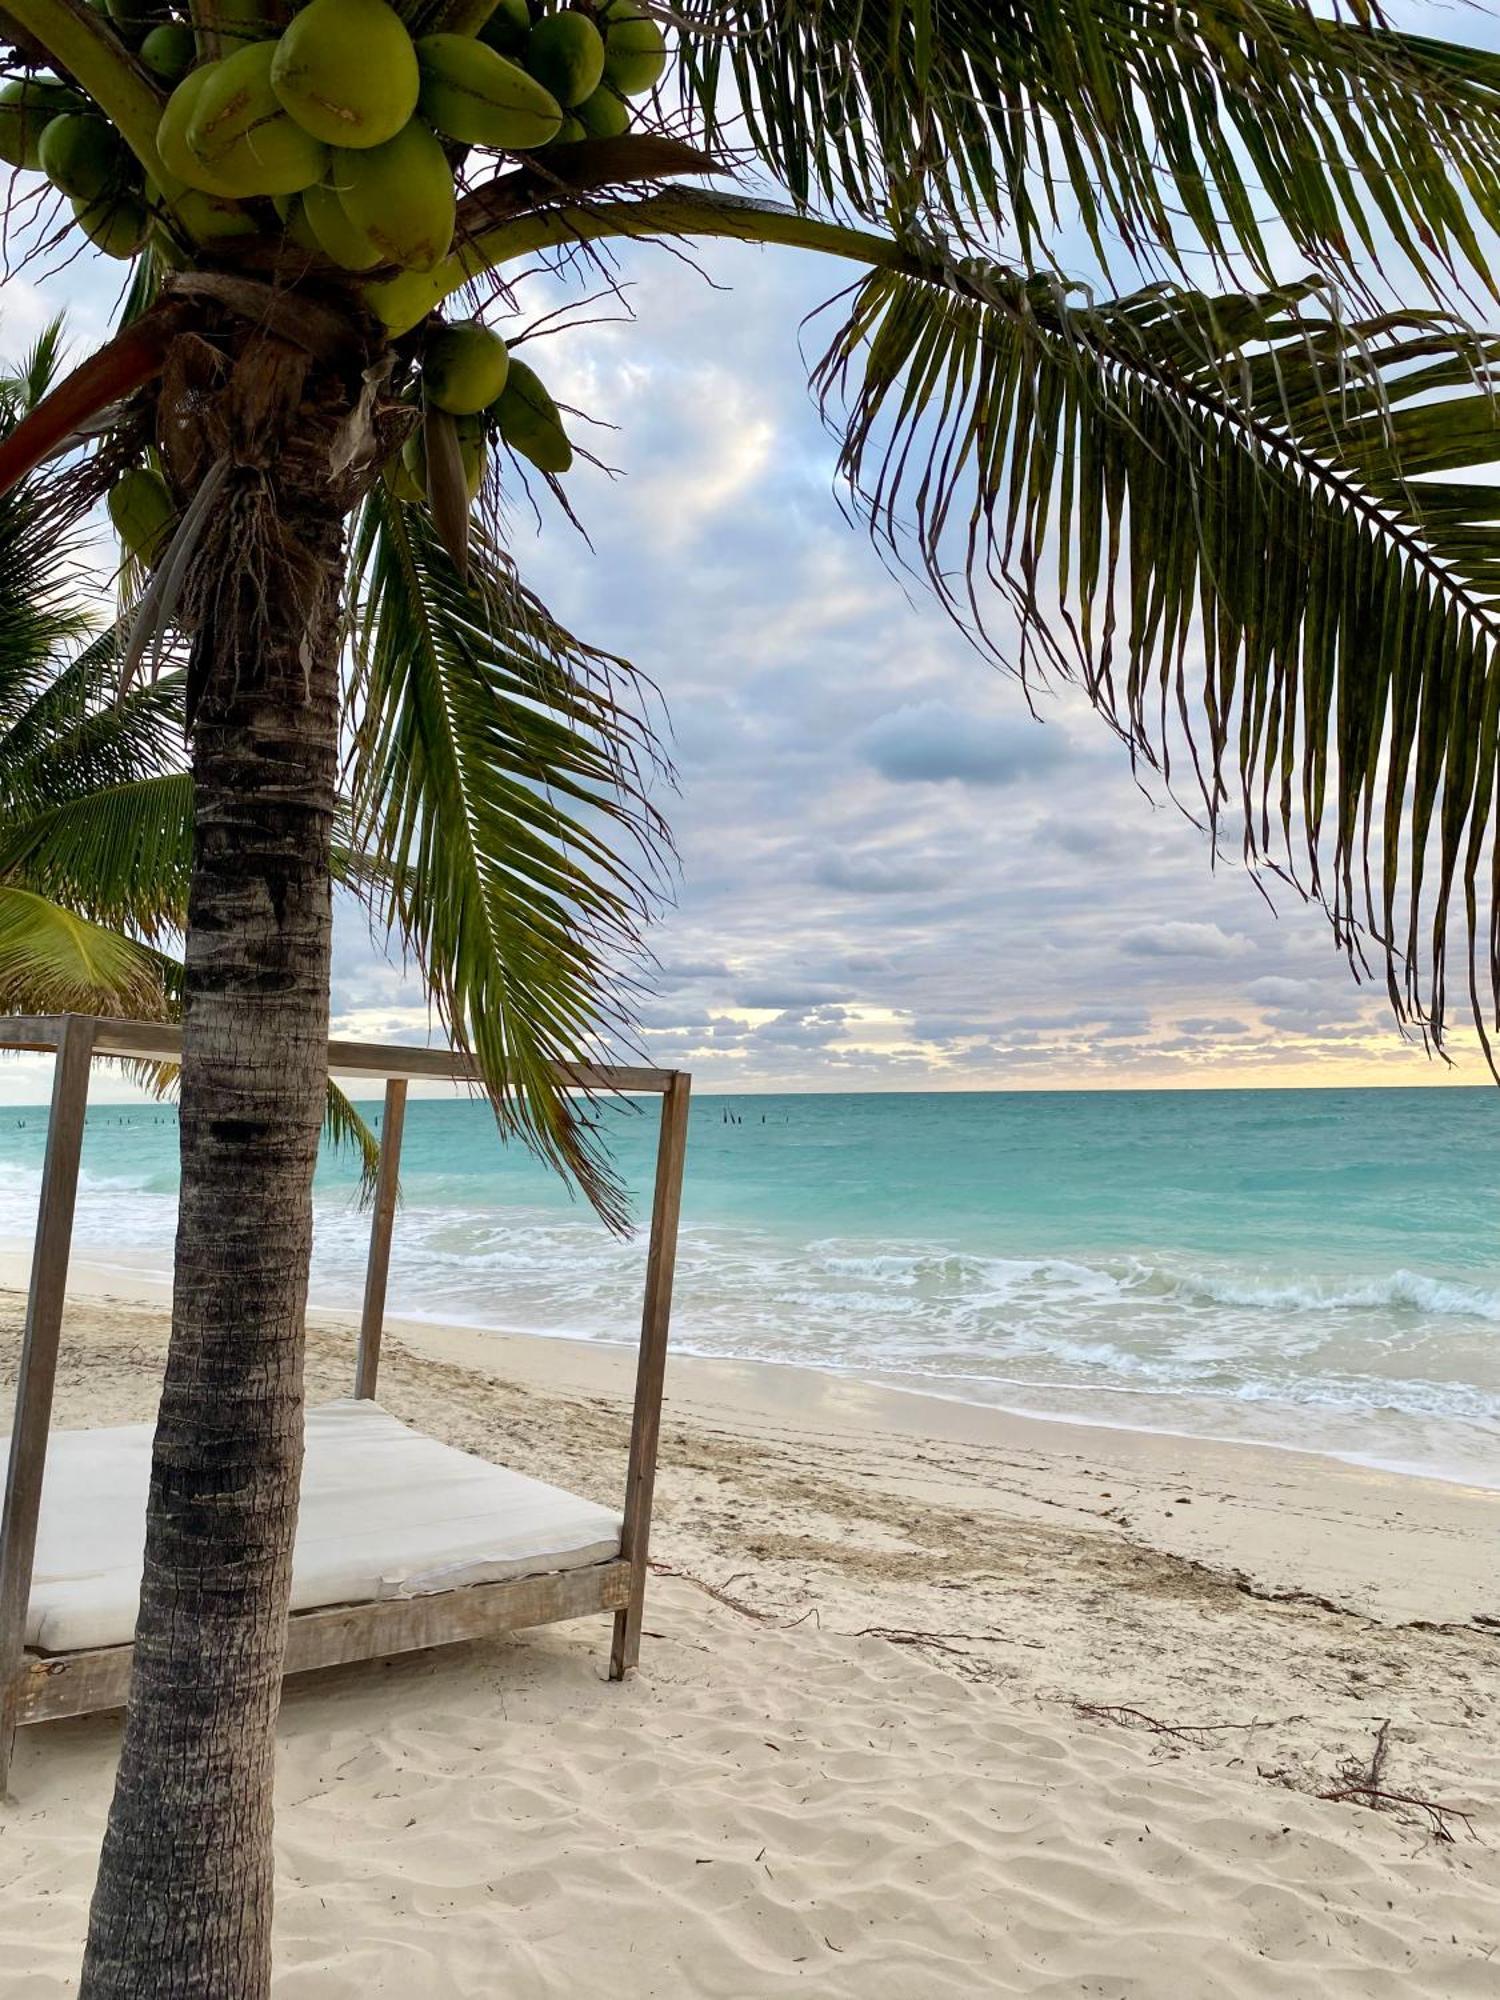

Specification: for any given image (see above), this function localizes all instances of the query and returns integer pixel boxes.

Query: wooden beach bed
[0,1014,690,1791]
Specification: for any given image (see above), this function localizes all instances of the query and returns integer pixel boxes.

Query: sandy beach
[3,1268,1499,1995]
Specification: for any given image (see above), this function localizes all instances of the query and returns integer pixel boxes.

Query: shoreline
[11,1240,1500,1504]
[4,1252,1499,1631]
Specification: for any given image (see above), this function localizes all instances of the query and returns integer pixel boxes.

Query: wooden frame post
[610,1071,691,1680]
[0,1015,94,1791]
[354,1077,406,1401]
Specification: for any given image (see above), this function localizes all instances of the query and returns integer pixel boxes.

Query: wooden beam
[355,1078,407,1400]
[611,1070,691,1680]
[318,1041,673,1093]
[0,1015,93,1790]
[17,1559,632,1724]
[0,1015,675,1094]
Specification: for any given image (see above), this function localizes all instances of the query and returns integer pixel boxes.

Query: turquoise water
[2,1087,1499,1485]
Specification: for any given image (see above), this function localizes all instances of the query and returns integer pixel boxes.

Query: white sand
[3,1278,1499,1996]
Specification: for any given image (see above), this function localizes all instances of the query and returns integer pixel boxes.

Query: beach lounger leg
[355,1077,407,1401]
[0,1016,93,1793]
[610,1074,690,1680]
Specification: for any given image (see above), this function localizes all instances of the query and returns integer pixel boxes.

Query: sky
[4,24,1499,1102]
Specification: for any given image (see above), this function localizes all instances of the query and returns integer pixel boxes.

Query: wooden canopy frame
[0,1014,691,1787]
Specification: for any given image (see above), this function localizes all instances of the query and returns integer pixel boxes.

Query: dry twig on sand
[649,1559,774,1623]
[854,1627,980,1659]
[1318,1719,1478,1843]
[1072,1702,1299,1750]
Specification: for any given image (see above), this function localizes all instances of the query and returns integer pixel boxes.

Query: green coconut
[523,11,603,108]
[549,113,585,143]
[37,114,130,201]
[598,0,665,96]
[0,78,85,170]
[415,34,562,151]
[108,466,176,564]
[271,189,322,251]
[157,66,243,195]
[387,450,426,503]
[479,0,530,57]
[104,0,166,45]
[139,23,198,80]
[170,184,260,240]
[574,83,628,138]
[482,0,536,57]
[300,176,381,268]
[332,120,453,270]
[72,190,150,258]
[492,357,571,473]
[363,263,449,334]
[271,0,419,148]
[187,41,328,196]
[423,321,510,415]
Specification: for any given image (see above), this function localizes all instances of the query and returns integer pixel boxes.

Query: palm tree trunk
[78,452,349,1996]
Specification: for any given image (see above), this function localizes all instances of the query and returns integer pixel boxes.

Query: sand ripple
[3,1581,1495,1997]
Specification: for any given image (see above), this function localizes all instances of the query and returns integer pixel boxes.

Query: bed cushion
[25,1398,622,1654]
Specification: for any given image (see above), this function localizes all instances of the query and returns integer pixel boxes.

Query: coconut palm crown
[0,325,653,1180]
[5,1,1500,1994]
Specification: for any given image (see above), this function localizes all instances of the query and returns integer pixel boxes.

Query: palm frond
[0,769,192,935]
[0,471,93,728]
[0,883,177,1013]
[808,256,1500,1055]
[0,641,186,805]
[323,1078,382,1200]
[677,0,1500,301]
[0,315,69,419]
[346,479,672,1229]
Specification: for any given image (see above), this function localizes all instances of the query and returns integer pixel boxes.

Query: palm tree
[0,331,204,1025]
[2,2,1500,1991]
[0,341,477,1181]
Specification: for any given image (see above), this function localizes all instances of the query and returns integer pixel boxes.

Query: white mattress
[26,1398,622,1654]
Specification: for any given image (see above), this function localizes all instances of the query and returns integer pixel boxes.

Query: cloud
[733,981,852,1009]
[749,1006,851,1048]
[1030,815,1120,857]
[649,957,733,985]
[1246,976,1319,1006]
[814,850,948,895]
[1119,921,1257,960]
[856,700,1072,788]
[910,1015,992,1043]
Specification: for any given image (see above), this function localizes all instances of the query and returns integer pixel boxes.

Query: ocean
[2,1086,1498,1488]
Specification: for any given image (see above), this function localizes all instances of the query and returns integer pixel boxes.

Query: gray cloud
[1120,922,1257,961]
[651,957,732,983]
[814,849,950,895]
[1030,815,1122,857]
[732,981,853,1009]
[749,1006,851,1048]
[857,700,1073,789]
[1247,976,1320,1006]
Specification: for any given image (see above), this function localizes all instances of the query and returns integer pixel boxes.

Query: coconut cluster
[0,0,664,559]
[106,312,574,569]
[0,70,153,254]
[0,0,665,266]
[395,319,574,508]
